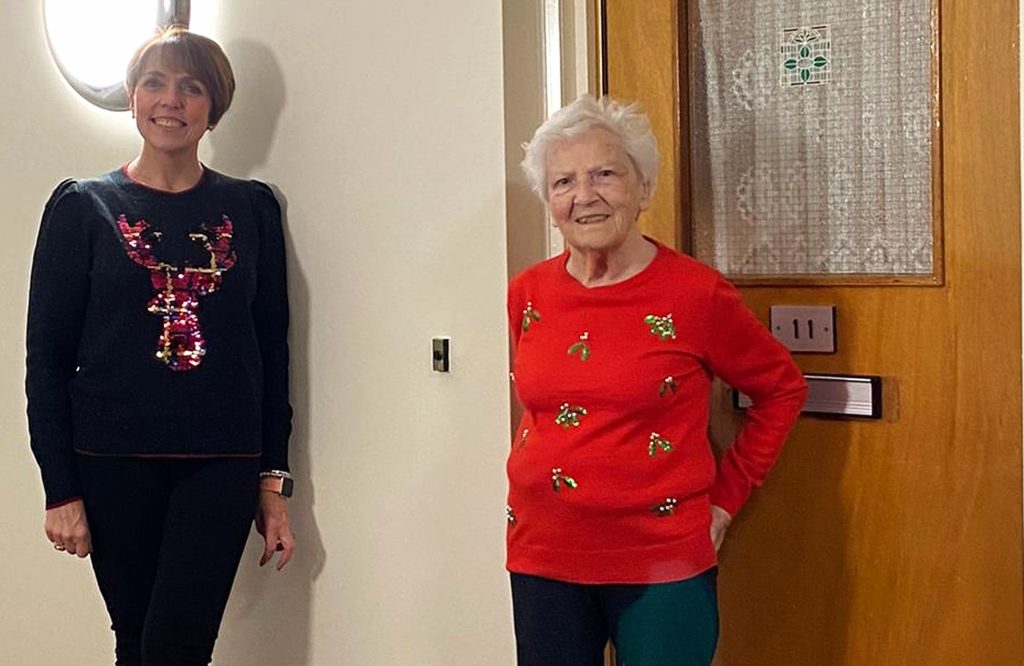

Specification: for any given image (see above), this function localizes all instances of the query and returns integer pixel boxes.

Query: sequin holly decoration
[522,301,541,331]
[567,331,591,361]
[644,313,677,340]
[652,497,678,517]
[555,403,588,429]
[506,505,517,525]
[648,432,674,456]
[116,214,237,372]
[659,376,678,397]
[551,468,578,492]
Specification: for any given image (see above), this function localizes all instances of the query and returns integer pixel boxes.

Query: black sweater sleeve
[249,181,292,473]
[25,181,90,508]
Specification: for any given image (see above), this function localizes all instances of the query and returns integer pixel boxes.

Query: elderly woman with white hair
[505,95,807,665]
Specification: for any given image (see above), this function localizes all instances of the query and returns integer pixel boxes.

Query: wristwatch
[259,470,294,498]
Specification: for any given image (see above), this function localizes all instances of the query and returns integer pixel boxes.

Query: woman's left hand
[255,488,296,570]
[710,504,732,552]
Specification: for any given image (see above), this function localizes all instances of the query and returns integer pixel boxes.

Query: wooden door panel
[602,0,1022,663]
[604,0,683,247]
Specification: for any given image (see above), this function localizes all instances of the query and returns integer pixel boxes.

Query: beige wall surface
[1,1,515,664]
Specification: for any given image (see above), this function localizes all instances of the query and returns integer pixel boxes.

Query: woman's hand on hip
[45,499,92,558]
[255,489,295,570]
[710,504,732,552]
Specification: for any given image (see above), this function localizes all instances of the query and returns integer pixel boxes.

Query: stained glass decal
[781,25,831,86]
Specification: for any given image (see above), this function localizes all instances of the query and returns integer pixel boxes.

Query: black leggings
[78,455,259,666]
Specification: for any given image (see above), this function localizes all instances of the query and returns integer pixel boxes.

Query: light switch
[432,337,450,372]
[770,305,836,353]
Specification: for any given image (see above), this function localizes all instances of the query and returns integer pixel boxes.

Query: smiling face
[130,53,212,158]
[545,126,650,254]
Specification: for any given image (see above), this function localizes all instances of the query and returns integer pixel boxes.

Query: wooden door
[602,1,1023,663]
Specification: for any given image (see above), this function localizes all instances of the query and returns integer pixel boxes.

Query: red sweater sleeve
[507,280,522,351]
[702,275,807,516]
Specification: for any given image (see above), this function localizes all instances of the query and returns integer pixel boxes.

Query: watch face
[280,476,294,498]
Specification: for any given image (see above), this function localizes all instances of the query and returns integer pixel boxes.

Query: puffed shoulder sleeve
[25,180,89,508]
[249,181,292,474]
[701,273,808,516]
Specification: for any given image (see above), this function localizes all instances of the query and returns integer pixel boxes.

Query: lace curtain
[690,0,936,277]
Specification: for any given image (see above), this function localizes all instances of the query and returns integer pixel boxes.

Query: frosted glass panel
[690,0,937,278]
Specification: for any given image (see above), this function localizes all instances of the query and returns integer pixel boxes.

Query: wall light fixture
[43,0,191,111]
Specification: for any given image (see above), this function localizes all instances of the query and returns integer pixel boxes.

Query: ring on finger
[53,543,66,551]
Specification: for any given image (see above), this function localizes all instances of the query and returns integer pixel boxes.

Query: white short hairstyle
[520,95,659,202]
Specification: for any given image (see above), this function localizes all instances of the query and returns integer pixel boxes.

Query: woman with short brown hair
[27,27,295,664]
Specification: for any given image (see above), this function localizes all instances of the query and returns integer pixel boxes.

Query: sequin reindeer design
[116,214,236,371]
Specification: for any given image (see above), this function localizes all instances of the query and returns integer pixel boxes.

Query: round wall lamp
[43,0,191,111]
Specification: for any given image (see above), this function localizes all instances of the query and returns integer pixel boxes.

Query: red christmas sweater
[506,241,807,584]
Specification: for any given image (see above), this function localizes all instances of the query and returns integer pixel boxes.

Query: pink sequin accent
[116,214,237,371]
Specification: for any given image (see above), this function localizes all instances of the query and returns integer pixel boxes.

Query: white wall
[0,1,516,664]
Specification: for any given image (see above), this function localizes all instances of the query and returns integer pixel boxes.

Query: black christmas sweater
[26,167,292,508]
